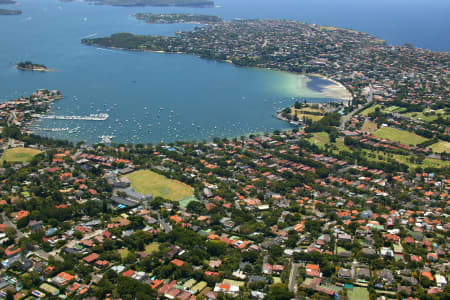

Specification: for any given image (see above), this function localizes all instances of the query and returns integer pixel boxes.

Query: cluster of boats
[30,93,306,144]
[98,135,115,143]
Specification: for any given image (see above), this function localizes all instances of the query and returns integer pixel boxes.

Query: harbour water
[1,0,448,144]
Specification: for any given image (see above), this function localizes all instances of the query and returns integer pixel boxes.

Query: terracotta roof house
[122,269,135,277]
[306,264,321,277]
[16,210,30,220]
[171,259,185,267]
[83,253,99,263]
[4,245,21,258]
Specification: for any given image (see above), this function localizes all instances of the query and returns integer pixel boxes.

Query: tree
[242,250,258,263]
[5,291,14,300]
[116,276,157,299]
[187,201,206,214]
[150,197,165,209]
[264,284,293,300]
[420,275,431,288]
[269,245,283,258]
[206,240,227,257]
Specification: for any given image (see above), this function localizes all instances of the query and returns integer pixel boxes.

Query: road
[1,212,24,239]
[263,255,269,265]
[351,259,358,280]
[150,210,172,233]
[288,262,300,292]
[339,85,373,131]
[6,111,16,127]
[35,249,63,262]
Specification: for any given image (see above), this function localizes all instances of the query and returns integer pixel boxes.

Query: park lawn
[290,108,323,122]
[296,107,324,114]
[403,109,445,122]
[179,196,199,209]
[361,120,378,133]
[334,137,352,152]
[272,277,282,284]
[110,216,123,222]
[145,242,160,254]
[1,147,41,163]
[308,132,330,148]
[337,247,347,254]
[118,248,129,260]
[428,140,450,153]
[126,169,193,201]
[348,287,370,300]
[383,105,406,113]
[330,138,447,169]
[319,25,359,34]
[298,113,323,122]
[360,104,381,116]
[392,154,450,169]
[374,127,428,146]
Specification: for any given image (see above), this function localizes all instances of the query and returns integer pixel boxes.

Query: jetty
[32,113,109,121]
[39,127,69,132]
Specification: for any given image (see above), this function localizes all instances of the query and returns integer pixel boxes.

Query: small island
[0,8,21,15]
[60,0,214,8]
[134,13,221,24]
[16,61,55,72]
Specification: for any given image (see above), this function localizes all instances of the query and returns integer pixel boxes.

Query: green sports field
[428,141,450,153]
[1,147,41,163]
[125,169,193,201]
[374,127,428,146]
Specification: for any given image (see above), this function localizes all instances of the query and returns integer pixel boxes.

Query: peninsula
[16,61,55,72]
[0,8,21,15]
[133,13,221,24]
[82,19,448,110]
[61,0,214,7]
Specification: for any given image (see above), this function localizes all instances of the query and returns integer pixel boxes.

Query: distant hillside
[0,9,21,15]
[61,0,214,7]
[0,0,17,4]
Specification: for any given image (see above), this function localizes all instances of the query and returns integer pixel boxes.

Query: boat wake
[81,33,97,39]
[95,48,131,55]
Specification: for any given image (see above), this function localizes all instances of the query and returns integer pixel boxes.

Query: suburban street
[1,212,24,239]
[288,262,300,292]
[339,86,373,131]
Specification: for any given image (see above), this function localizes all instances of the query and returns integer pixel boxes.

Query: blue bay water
[0,0,448,144]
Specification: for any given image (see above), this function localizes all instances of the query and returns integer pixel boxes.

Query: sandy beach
[304,74,353,103]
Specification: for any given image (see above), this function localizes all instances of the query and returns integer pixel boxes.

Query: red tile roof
[83,253,99,263]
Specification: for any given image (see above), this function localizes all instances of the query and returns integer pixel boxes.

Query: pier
[39,127,69,132]
[32,113,109,121]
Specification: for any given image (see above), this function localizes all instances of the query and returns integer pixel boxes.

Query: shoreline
[88,44,353,103]
[305,74,353,104]
[16,66,56,72]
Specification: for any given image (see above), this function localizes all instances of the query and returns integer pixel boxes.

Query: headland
[60,0,214,8]
[16,61,55,72]
[0,8,21,15]
[133,13,221,24]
